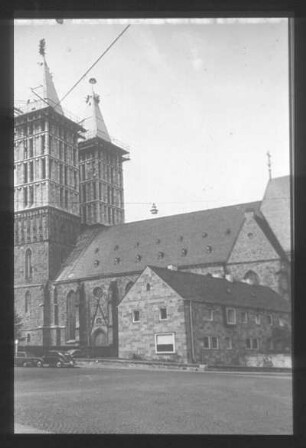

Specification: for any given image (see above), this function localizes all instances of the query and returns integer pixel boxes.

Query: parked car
[14,352,44,368]
[46,350,76,365]
[66,348,90,359]
[42,352,74,368]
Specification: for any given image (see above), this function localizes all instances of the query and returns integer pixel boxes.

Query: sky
[14,18,290,223]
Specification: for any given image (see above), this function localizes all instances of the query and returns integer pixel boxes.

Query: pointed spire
[28,39,63,115]
[81,78,111,142]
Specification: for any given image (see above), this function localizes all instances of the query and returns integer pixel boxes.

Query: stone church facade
[14,42,291,356]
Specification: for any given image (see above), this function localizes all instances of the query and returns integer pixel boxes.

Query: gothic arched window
[243,270,260,286]
[25,248,32,280]
[54,288,59,325]
[25,291,31,313]
[66,290,76,341]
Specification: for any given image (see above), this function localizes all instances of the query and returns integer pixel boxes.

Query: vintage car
[42,351,74,368]
[14,352,44,368]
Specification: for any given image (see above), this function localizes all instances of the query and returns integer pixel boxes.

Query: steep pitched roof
[27,54,63,115]
[150,266,290,313]
[260,176,291,255]
[55,201,261,282]
[81,93,111,142]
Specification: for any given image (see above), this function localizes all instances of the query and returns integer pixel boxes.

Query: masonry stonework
[119,268,188,362]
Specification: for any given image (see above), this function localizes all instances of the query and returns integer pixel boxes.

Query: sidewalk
[75,357,292,374]
[14,423,51,434]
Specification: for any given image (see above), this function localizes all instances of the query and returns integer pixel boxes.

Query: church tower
[79,78,129,226]
[14,40,84,347]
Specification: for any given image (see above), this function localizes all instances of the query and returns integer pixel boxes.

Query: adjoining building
[118,266,291,365]
[14,42,291,358]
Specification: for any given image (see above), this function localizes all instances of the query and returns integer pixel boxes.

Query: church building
[14,42,291,358]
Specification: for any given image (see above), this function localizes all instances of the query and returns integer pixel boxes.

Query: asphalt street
[14,366,292,434]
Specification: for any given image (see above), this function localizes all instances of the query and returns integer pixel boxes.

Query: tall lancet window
[25,248,32,280]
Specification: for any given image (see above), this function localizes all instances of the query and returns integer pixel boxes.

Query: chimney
[167,265,178,271]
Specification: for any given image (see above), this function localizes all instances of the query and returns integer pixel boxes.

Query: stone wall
[15,284,44,346]
[118,268,188,362]
[188,300,291,366]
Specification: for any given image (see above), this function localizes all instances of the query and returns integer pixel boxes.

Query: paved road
[14,366,292,434]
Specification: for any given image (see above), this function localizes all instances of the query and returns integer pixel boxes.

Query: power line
[54,25,131,109]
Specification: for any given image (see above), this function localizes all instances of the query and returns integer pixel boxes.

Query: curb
[14,423,51,434]
[75,359,291,374]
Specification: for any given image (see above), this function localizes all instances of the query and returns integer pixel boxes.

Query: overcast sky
[14,18,290,223]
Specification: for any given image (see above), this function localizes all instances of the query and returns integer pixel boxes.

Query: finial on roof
[39,39,46,57]
[150,203,158,215]
[267,151,272,180]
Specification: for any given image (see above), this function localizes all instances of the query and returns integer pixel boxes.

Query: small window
[133,310,140,322]
[246,338,259,350]
[267,314,273,325]
[203,336,210,349]
[114,257,120,265]
[255,313,261,325]
[155,333,175,353]
[203,309,213,321]
[94,260,100,267]
[160,307,167,320]
[211,337,219,349]
[26,333,31,343]
[226,308,236,325]
[252,338,259,350]
[96,317,102,325]
[225,337,232,350]
[241,311,248,323]
[146,283,151,291]
[206,245,212,253]
[157,251,164,259]
[181,248,187,256]
[135,254,142,262]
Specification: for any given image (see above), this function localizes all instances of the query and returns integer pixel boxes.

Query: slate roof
[81,92,111,142]
[260,176,291,255]
[56,201,262,282]
[150,266,290,313]
[28,54,64,115]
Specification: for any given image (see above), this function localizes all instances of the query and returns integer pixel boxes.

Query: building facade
[14,42,291,357]
[118,267,291,365]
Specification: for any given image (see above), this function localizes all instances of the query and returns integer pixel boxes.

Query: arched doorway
[92,328,108,346]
